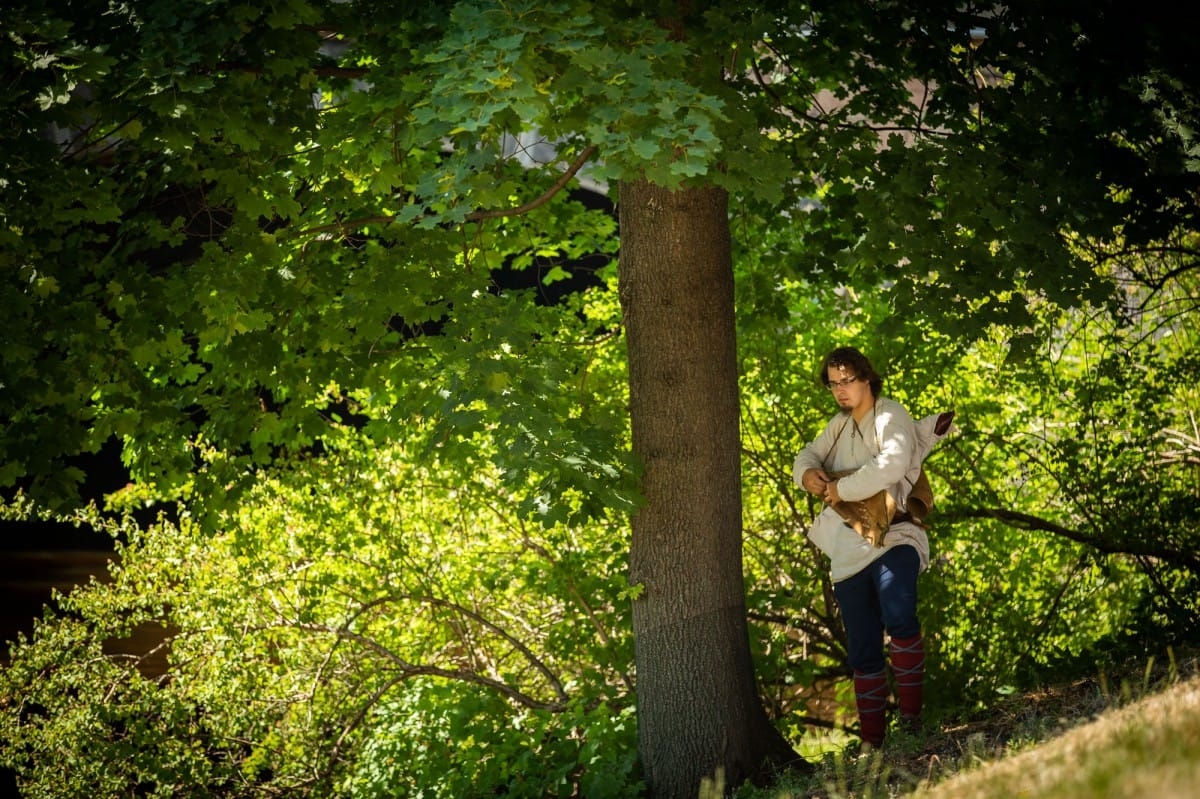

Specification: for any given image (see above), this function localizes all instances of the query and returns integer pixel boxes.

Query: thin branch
[254,585,571,711]
[413,593,570,704]
[1014,552,1091,671]
[325,671,409,776]
[213,61,369,80]
[286,619,568,711]
[464,143,599,221]
[297,144,599,238]
[1158,414,1200,466]
[943,507,1200,574]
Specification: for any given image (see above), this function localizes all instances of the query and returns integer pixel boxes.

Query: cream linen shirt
[792,397,931,581]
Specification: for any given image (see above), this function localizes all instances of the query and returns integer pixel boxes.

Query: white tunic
[792,397,931,581]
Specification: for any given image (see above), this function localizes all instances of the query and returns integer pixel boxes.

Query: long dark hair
[819,346,883,396]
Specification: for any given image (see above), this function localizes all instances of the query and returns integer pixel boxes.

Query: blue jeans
[833,545,921,674]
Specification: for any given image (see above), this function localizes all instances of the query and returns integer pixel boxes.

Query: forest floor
[743,643,1200,799]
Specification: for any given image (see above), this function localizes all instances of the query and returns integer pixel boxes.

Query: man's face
[826,364,870,413]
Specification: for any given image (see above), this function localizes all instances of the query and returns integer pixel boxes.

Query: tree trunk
[618,178,809,798]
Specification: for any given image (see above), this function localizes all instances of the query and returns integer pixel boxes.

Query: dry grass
[742,646,1200,799]
[918,672,1200,799]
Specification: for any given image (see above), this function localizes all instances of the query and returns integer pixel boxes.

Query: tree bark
[618,178,808,798]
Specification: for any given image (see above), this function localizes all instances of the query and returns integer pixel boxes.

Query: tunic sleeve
[834,402,916,502]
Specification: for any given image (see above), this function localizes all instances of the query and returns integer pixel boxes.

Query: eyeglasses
[826,376,859,390]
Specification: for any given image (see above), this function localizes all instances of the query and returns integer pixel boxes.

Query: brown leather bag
[904,411,954,524]
[905,468,935,522]
[826,469,896,547]
[822,410,952,547]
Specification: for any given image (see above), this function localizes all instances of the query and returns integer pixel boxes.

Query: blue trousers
[832,544,921,674]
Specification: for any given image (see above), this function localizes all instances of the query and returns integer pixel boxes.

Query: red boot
[890,634,925,727]
[853,669,889,747]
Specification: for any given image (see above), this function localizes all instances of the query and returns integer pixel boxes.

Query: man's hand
[823,479,841,505]
[801,468,831,495]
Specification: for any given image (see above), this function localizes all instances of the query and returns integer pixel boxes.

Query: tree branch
[213,61,369,80]
[465,144,599,222]
[297,144,599,237]
[943,507,1200,574]
[261,586,572,712]
[287,619,569,712]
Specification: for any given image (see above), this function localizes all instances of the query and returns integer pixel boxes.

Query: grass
[735,646,1200,799]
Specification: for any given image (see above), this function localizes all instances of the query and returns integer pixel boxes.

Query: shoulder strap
[871,401,884,456]
[822,414,851,470]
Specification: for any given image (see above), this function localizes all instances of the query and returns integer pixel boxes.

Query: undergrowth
[732,644,1200,799]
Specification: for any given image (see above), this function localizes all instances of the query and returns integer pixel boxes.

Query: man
[793,347,930,749]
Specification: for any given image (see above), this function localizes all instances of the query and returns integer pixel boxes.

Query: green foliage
[3,0,655,515]
[11,0,1192,515]
[735,217,1200,719]
[350,686,639,799]
[928,260,1200,693]
[4,0,1200,794]
[0,436,642,797]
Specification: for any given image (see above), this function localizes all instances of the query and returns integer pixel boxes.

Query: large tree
[620,179,801,789]
[3,1,1197,795]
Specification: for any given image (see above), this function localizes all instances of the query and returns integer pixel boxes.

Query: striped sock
[890,634,925,720]
[853,669,889,746]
